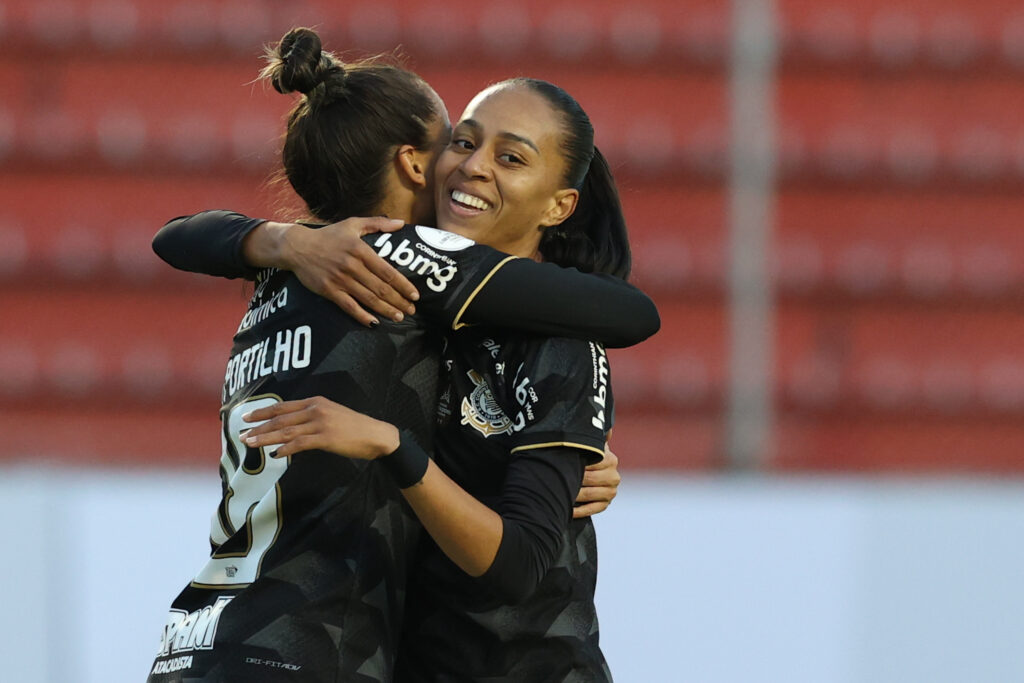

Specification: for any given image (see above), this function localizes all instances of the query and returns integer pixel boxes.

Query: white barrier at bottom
[2,465,1023,683]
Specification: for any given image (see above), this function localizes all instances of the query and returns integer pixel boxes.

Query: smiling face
[433,83,580,257]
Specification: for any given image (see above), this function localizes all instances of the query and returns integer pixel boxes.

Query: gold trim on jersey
[190,580,252,590]
[510,441,605,459]
[451,255,518,330]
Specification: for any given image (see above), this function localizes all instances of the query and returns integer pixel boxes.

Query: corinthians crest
[461,369,514,437]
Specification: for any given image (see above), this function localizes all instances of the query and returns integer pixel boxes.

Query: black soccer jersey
[149,211,652,683]
[148,225,510,683]
[397,329,614,682]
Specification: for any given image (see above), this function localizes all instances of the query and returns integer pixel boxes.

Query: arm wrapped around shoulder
[464,258,660,348]
[152,210,266,279]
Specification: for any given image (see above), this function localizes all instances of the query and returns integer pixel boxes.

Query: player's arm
[399,444,585,603]
[456,259,660,348]
[152,210,418,326]
[152,210,265,279]
[155,210,659,347]
[238,397,584,603]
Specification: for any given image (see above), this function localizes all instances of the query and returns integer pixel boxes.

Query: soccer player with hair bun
[148,27,656,683]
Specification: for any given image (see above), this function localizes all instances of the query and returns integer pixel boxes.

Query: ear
[540,188,579,228]
[395,144,429,189]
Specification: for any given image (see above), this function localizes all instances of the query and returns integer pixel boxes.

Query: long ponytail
[538,147,631,280]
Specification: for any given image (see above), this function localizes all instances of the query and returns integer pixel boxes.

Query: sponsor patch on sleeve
[414,225,475,252]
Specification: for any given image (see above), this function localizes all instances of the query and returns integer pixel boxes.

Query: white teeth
[451,190,491,211]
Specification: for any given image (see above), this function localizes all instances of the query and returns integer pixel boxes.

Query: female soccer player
[147,28,653,683]
[238,78,635,681]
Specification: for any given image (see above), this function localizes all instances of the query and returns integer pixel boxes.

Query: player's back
[150,246,445,682]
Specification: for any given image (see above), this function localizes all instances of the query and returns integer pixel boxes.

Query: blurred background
[1,0,1023,681]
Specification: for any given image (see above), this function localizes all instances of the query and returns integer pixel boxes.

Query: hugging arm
[153,211,417,326]
[239,335,616,602]
[153,211,264,280]
[239,397,589,603]
[153,210,659,346]
[459,259,660,348]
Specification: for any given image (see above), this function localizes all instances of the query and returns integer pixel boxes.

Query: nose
[459,148,492,180]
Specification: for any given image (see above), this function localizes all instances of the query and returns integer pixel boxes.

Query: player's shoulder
[408,225,479,252]
[364,224,481,252]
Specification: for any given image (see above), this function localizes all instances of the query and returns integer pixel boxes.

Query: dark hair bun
[268,27,342,96]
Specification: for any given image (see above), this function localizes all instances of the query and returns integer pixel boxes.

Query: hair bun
[268,27,342,96]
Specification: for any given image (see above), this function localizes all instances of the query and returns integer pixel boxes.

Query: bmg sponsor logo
[589,343,609,430]
[374,234,458,292]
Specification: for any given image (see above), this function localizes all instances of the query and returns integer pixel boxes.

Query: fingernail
[409,291,420,301]
[393,312,404,322]
[242,412,252,421]
[244,435,257,445]
[369,319,380,328]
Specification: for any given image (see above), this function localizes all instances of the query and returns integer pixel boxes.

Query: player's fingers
[242,419,317,448]
[242,399,312,423]
[573,501,610,519]
[576,485,618,505]
[585,446,618,471]
[344,252,416,317]
[353,241,419,305]
[241,402,318,435]
[241,413,309,438]
[581,471,616,489]
[582,464,621,487]
[327,271,405,324]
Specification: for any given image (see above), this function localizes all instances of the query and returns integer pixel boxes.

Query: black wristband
[379,431,430,489]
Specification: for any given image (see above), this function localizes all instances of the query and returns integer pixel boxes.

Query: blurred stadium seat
[1,0,1020,471]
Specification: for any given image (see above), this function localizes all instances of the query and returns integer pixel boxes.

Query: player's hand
[283,217,420,327]
[240,396,400,460]
[574,440,620,518]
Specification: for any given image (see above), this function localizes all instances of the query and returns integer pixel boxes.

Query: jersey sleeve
[360,225,511,330]
[478,447,586,602]
[501,339,613,465]
[458,258,660,348]
[153,215,660,348]
[152,210,266,280]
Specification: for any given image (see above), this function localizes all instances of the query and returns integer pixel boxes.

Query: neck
[373,196,414,225]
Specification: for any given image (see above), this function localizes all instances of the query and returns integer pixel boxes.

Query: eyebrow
[460,118,540,154]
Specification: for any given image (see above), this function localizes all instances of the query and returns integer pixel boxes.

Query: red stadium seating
[1,0,1021,473]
